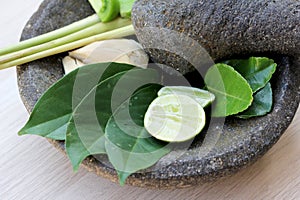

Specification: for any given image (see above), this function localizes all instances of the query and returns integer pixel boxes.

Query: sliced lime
[144,94,206,142]
[158,86,215,108]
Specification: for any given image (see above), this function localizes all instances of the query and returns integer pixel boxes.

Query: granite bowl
[17,0,300,188]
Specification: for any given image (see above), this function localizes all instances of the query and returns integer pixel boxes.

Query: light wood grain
[0,1,299,200]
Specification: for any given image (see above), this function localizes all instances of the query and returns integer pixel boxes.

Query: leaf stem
[0,25,135,69]
[0,14,101,56]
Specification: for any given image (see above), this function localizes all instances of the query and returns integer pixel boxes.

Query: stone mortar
[17,0,300,188]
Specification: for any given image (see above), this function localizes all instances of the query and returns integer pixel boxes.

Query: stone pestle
[132,0,300,74]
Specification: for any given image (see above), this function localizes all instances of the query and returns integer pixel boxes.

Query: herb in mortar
[105,84,170,185]
[204,63,253,117]
[224,57,277,93]
[20,62,168,185]
[204,57,276,118]
[225,57,277,118]
[19,57,277,185]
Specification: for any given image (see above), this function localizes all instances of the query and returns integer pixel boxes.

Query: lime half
[144,94,206,142]
[158,86,215,108]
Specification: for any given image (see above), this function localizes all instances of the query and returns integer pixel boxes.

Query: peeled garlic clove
[79,48,132,64]
[63,39,149,74]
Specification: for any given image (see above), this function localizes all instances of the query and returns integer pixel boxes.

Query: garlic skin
[63,39,149,74]
[62,56,85,74]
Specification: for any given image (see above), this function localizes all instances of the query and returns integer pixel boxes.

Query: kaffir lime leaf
[204,64,253,117]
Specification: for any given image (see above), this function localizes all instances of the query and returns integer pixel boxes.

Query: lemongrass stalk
[0,25,135,70]
[0,18,131,64]
[0,14,100,56]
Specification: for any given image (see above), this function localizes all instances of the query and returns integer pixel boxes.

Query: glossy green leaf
[66,68,160,171]
[204,64,253,117]
[66,70,132,170]
[19,63,133,140]
[224,57,277,92]
[237,83,273,119]
[105,84,170,185]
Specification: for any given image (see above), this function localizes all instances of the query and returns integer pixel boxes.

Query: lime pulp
[144,94,206,142]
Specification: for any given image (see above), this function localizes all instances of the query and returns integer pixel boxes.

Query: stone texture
[132,0,300,74]
[17,0,299,188]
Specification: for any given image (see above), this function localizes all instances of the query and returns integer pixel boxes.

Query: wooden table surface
[0,1,299,199]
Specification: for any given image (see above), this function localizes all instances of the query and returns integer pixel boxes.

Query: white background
[0,1,299,199]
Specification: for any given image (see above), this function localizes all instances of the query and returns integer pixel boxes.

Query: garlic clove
[62,56,85,74]
[63,39,149,74]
